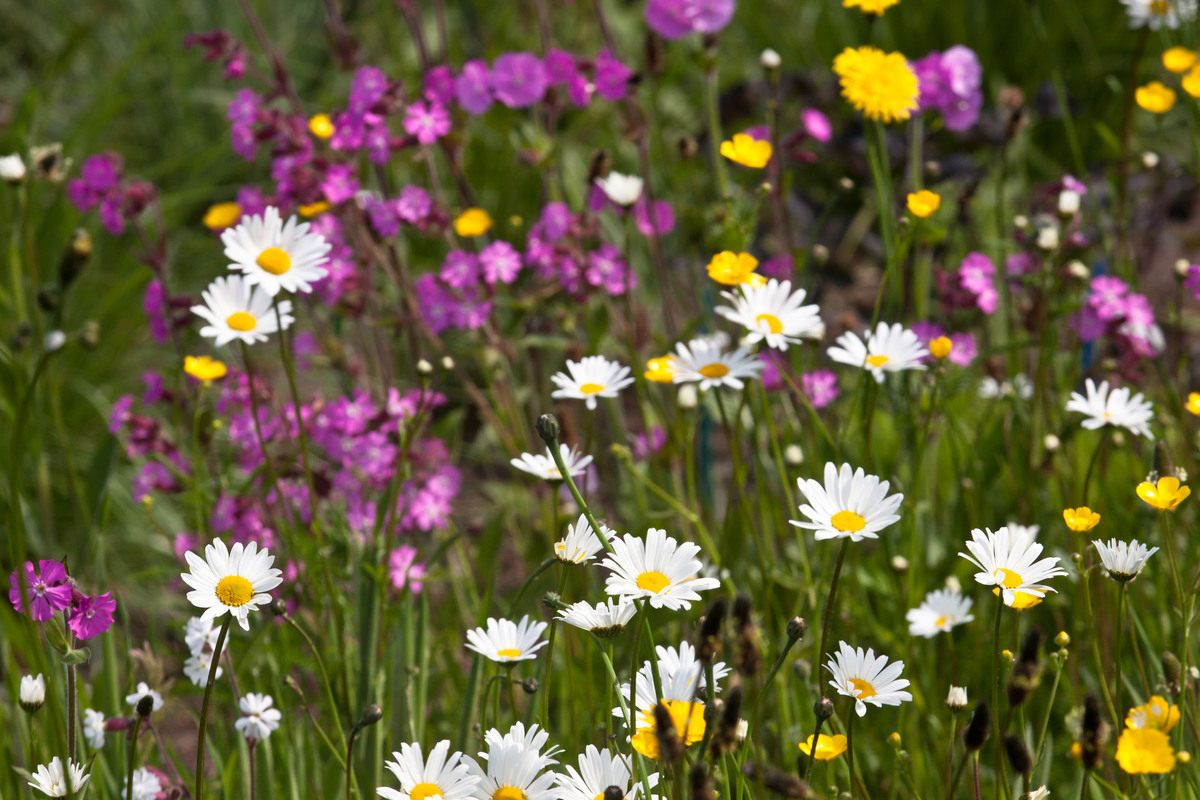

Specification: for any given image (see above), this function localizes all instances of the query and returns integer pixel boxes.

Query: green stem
[126,713,143,800]
[991,598,1008,800]
[815,539,851,699]
[705,67,731,199]
[195,616,232,800]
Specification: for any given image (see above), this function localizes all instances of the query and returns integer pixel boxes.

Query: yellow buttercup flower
[298,201,330,218]
[631,700,706,759]
[1127,696,1180,733]
[1187,393,1200,415]
[929,336,952,360]
[843,0,900,13]
[907,190,941,218]
[707,251,760,285]
[454,208,493,237]
[645,356,676,383]
[1183,67,1200,98]
[1116,727,1176,774]
[1135,82,1177,113]
[800,734,848,760]
[1136,476,1190,511]
[833,47,920,124]
[719,134,773,168]
[308,113,335,139]
[1164,47,1198,73]
[1063,507,1100,532]
[184,356,228,382]
[202,202,242,231]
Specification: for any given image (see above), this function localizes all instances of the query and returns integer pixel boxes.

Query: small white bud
[1066,260,1090,281]
[440,356,455,371]
[44,331,67,352]
[1112,431,1126,447]
[946,685,968,710]
[0,154,27,184]
[1013,214,1029,230]
[1036,224,1060,251]
[1057,189,1080,216]
[1142,151,1160,169]
[1176,258,1193,278]
[891,555,909,572]
[416,359,433,375]
[944,575,962,593]
[20,674,46,712]
[677,384,698,409]
[1043,434,1061,452]
[784,444,804,466]
[760,48,781,70]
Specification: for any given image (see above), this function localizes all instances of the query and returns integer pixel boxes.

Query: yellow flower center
[579,383,605,394]
[496,648,522,659]
[215,575,254,607]
[865,355,890,367]
[830,510,866,532]
[755,313,784,334]
[226,312,258,332]
[1151,0,1170,13]
[935,615,949,627]
[849,678,876,700]
[492,787,526,800]
[994,568,1024,589]
[256,247,292,275]
[637,571,671,594]
[699,363,730,378]
[411,784,444,800]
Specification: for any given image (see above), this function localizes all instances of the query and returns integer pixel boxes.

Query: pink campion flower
[688,0,736,31]
[760,254,794,280]
[536,202,572,241]
[348,66,389,115]
[632,427,667,460]
[365,122,393,164]
[544,49,579,85]
[479,240,523,284]
[1088,275,1130,321]
[9,561,73,622]
[403,100,451,145]
[801,369,840,408]
[415,274,455,333]
[330,112,366,151]
[451,293,493,330]
[957,252,998,314]
[388,545,426,594]
[440,250,480,289]
[396,185,433,225]
[948,332,978,366]
[801,109,832,143]
[634,198,676,237]
[645,0,735,38]
[321,164,360,205]
[568,74,592,107]
[109,395,134,435]
[586,243,635,295]
[490,52,548,108]
[366,196,400,237]
[594,49,633,100]
[455,59,493,114]
[423,65,456,106]
[143,279,170,344]
[69,592,116,640]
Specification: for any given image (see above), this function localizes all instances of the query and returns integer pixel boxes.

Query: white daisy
[465,615,549,663]
[19,673,45,711]
[235,692,282,741]
[466,723,559,800]
[670,336,762,391]
[183,650,223,688]
[905,588,975,638]
[958,527,1068,607]
[826,641,913,717]
[184,615,222,656]
[125,767,162,800]
[555,746,658,800]
[555,514,616,564]
[601,528,721,610]
[180,537,284,631]
[380,740,480,800]
[0,153,26,182]
[790,462,903,542]
[1122,0,1197,29]
[714,279,825,350]
[191,275,295,347]
[28,758,89,798]
[827,322,926,383]
[558,598,638,637]
[222,205,332,296]
[1007,523,1040,540]
[617,641,731,726]
[511,444,593,482]
[125,682,164,713]
[979,375,1034,400]
[1065,378,1155,439]
[1093,538,1159,582]
[83,709,106,749]
[595,172,645,207]
[550,356,635,410]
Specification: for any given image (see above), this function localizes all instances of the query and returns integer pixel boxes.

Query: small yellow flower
[929,336,952,360]
[184,356,228,382]
[1069,741,1083,760]
[706,251,761,285]
[202,202,242,231]
[645,356,676,383]
[1127,696,1180,733]
[1135,82,1177,114]
[454,208,494,237]
[719,134,773,168]
[1136,476,1190,511]
[309,113,336,140]
[833,46,920,124]
[1063,507,1100,532]
[1187,393,1200,415]
[631,700,706,759]
[1183,66,1200,98]
[1116,727,1176,774]
[298,201,330,218]
[907,190,941,218]
[800,734,848,760]
[1163,47,1198,74]
[843,0,901,14]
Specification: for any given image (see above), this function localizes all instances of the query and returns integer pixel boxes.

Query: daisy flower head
[510,444,593,482]
[555,745,657,800]
[601,528,721,610]
[191,275,294,347]
[1122,0,1197,29]
[791,462,903,542]
[380,740,480,800]
[1137,475,1190,510]
[670,336,763,391]
[1063,507,1101,532]
[28,757,89,797]
[125,682,164,713]
[555,513,616,564]
[799,733,848,760]
[833,46,920,124]
[719,133,773,168]
[180,537,283,631]
[826,641,912,717]
[1094,539,1158,582]
[1065,378,1155,438]
[465,615,549,663]
[467,723,559,800]
[236,693,282,742]
[827,322,927,383]
[958,527,1067,608]
[550,356,635,410]
[125,767,162,800]
[619,641,730,723]
[183,650,223,687]
[714,279,825,350]
[596,172,645,207]
[82,709,106,749]
[905,588,974,638]
[558,598,638,638]
[221,206,331,296]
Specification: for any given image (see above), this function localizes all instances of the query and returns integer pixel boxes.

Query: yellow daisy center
[1151,0,1170,13]
[866,355,890,367]
[849,678,876,700]
[226,312,258,332]
[411,784,443,800]
[699,363,730,378]
[994,568,1024,589]
[215,575,254,607]
[637,571,671,594]
[830,510,866,532]
[935,615,949,627]
[493,787,526,800]
[755,313,784,334]
[256,247,292,275]
[496,648,522,659]
[579,383,605,394]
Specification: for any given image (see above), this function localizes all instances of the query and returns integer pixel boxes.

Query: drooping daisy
[380,740,480,800]
[555,514,616,564]
[1065,379,1155,439]
[558,598,638,638]
[221,206,331,296]
[979,374,1034,400]
[466,723,559,800]
[1007,523,1040,540]
[905,588,975,638]
[465,616,549,663]
[714,279,825,350]
[184,615,222,655]
[82,709,106,749]
[510,444,593,482]
[1093,539,1158,582]
[28,758,89,797]
[550,356,635,410]
[183,650,223,687]
[670,336,762,391]
[1122,0,1197,30]
[180,538,283,631]
[827,322,926,383]
[832,46,920,124]
[790,462,903,542]
[125,767,162,800]
[958,527,1068,608]
[596,172,645,207]
[19,673,45,712]
[826,641,913,717]
[601,528,721,610]
[618,641,731,724]
[236,693,282,742]
[191,275,294,347]
[125,682,164,713]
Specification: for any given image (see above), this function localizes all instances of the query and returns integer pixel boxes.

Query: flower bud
[1013,214,1029,230]
[760,48,781,70]
[888,732,902,748]
[271,598,289,617]
[1163,651,1183,695]
[929,336,952,360]
[80,320,101,350]
[1178,751,1192,765]
[786,617,807,642]
[814,696,835,721]
[1043,434,1061,452]
[1055,631,1070,647]
[891,555,909,573]
[536,414,560,445]
[416,359,433,375]
[357,704,384,728]
[1001,649,1013,662]
[1036,224,1060,251]
[1005,733,1032,776]
[19,674,45,713]
[0,153,27,183]
[946,685,968,710]
[1007,627,1044,706]
[1176,258,1193,279]
[698,598,727,664]
[522,678,539,695]
[784,444,804,465]
[44,331,67,353]
[1058,190,1081,216]
[677,384,698,409]
[136,695,155,718]
[1066,260,1090,281]
[811,244,830,265]
[963,702,990,751]
[1142,151,1160,169]
[58,228,93,288]
[440,356,454,370]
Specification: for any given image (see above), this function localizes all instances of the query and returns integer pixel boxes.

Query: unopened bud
[1164,651,1183,695]
[271,598,289,617]
[784,444,804,465]
[838,177,854,192]
[1043,434,1061,452]
[811,244,829,265]
[946,686,968,710]
[136,695,155,718]
[80,320,101,349]
[416,359,433,375]
[1055,631,1070,647]
[677,384,698,409]
[1142,151,1160,169]
[760,48,781,70]
[44,330,67,353]
[536,413,560,445]
[1058,190,1080,216]
[891,555,909,573]
[1177,259,1194,279]
[1066,260,1090,281]
[1013,214,1029,230]
[357,704,384,728]
[440,356,454,370]
[19,674,45,713]
[522,678,539,695]
[1178,751,1192,764]
[786,617,807,642]
[814,696,835,721]
[888,732,902,748]
[698,598,727,663]
[59,228,93,288]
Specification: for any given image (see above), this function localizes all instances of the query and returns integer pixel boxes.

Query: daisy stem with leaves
[1081,560,1119,728]
[990,598,1007,800]
[195,615,231,800]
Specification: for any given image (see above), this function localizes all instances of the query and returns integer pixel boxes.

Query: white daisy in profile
[191,275,294,347]
[83,709,106,749]
[184,615,222,655]
[183,650,223,687]
[125,682,164,713]
[715,279,825,350]
[905,588,975,638]
[618,641,731,724]
[670,336,762,391]
[827,322,926,383]
[466,723,559,800]
[601,528,721,610]
[1093,538,1159,582]
[1066,378,1155,439]
[465,616,549,663]
[958,527,1068,608]
[555,514,616,564]
[790,462,903,542]
[595,172,645,207]
[555,746,658,800]
[1121,0,1196,29]
[125,768,161,800]
[380,740,480,800]
[558,598,638,638]
[1007,523,1040,540]
[222,205,331,296]
[511,444,593,482]
[826,641,913,717]
[180,537,284,631]
[28,758,89,797]
[550,356,635,410]
[235,693,282,742]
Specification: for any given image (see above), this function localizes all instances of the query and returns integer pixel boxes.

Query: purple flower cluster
[633,427,667,460]
[644,0,736,39]
[8,560,115,639]
[800,369,840,408]
[330,66,404,163]
[912,46,983,132]
[365,185,438,238]
[524,202,639,298]
[389,545,426,595]
[1076,274,1163,360]
[911,321,978,366]
[308,213,363,310]
[142,278,194,344]
[445,49,634,115]
[416,242,518,334]
[67,153,156,235]
[938,251,998,315]
[184,29,246,81]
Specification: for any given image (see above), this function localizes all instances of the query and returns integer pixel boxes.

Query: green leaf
[62,647,91,666]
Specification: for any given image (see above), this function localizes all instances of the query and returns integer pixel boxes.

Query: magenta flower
[321,164,360,205]
[595,50,633,100]
[480,240,523,284]
[586,243,635,295]
[455,60,494,114]
[802,109,832,143]
[801,369,840,409]
[440,250,480,290]
[645,0,735,38]
[348,66,389,115]
[634,198,676,237]
[913,46,983,131]
[389,545,426,594]
[9,561,73,622]
[490,53,548,108]
[948,332,977,366]
[69,592,116,640]
[403,100,451,145]
[760,254,794,280]
[544,49,579,85]
[633,427,667,460]
[396,185,433,225]
[423,65,456,106]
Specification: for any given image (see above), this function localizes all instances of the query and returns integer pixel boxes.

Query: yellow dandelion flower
[1127,696,1181,733]
[800,734,848,760]
[1184,67,1200,98]
[706,251,760,285]
[1136,476,1190,511]
[1188,392,1200,415]
[644,356,676,383]
[1164,47,1198,73]
[929,336,952,360]
[631,700,706,759]
[907,190,941,218]
[184,356,228,382]
[1135,82,1177,113]
[833,47,920,124]
[1116,727,1176,774]
[202,202,242,231]
[843,0,901,13]
[454,208,493,237]
[1063,507,1100,532]
[719,134,773,168]
[298,201,330,218]
[308,113,336,140]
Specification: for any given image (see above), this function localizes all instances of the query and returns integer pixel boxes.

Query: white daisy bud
[677,384,698,409]
[20,674,45,713]
[1013,214,1029,230]
[784,444,804,465]
[760,48,781,70]
[1036,224,1060,251]
[416,358,433,375]
[1043,434,1061,452]
[944,575,962,593]
[891,555,909,572]
[1057,189,1081,216]
[595,172,644,208]
[0,153,27,184]
[1142,151,1159,169]
[1176,258,1193,278]
[440,356,455,370]
[43,331,67,352]
[1066,260,1090,280]
[946,685,968,710]
[1022,786,1050,800]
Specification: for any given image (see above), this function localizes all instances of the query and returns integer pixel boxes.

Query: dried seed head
[653,703,684,764]
[741,762,809,799]
[1007,627,1044,706]
[1080,694,1104,770]
[1004,733,1032,776]
[1163,651,1183,696]
[698,598,728,664]
[962,701,991,751]
[690,764,715,800]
